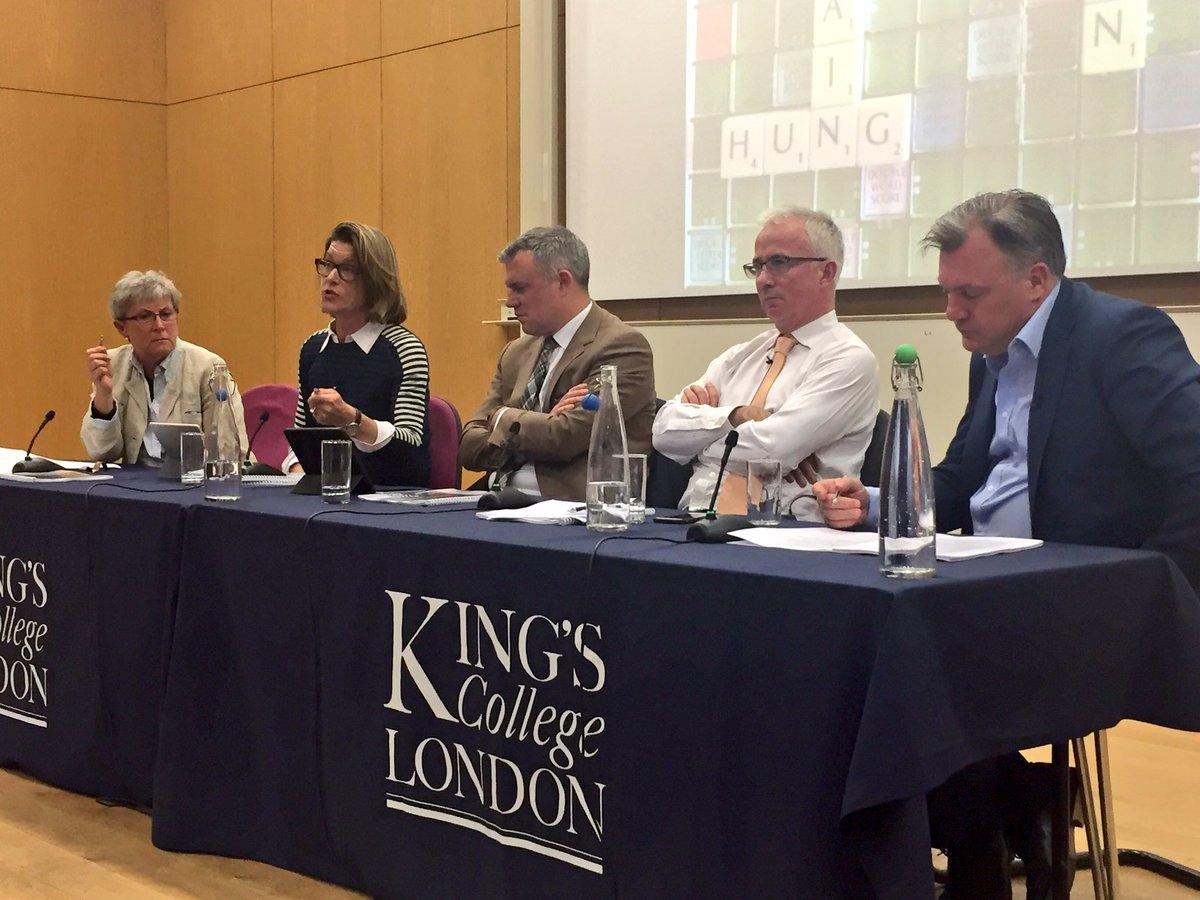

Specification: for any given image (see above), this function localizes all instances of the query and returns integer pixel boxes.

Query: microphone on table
[686,430,747,542]
[242,410,283,476]
[488,421,523,491]
[476,486,540,511]
[12,410,66,474]
[246,410,269,463]
[478,423,540,510]
[705,430,740,520]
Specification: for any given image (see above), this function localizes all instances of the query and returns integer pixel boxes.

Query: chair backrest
[646,398,695,510]
[426,396,463,489]
[242,383,300,469]
[859,409,890,489]
[647,449,694,510]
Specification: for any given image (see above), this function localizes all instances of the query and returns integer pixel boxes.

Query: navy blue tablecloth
[0,470,204,804]
[148,491,1200,898]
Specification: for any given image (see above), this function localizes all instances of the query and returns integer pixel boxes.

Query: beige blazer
[459,304,655,501]
[80,338,249,464]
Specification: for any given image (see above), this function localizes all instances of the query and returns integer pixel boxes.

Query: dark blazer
[934,277,1200,590]
[459,304,656,501]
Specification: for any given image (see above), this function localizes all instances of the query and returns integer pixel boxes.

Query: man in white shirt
[652,207,878,520]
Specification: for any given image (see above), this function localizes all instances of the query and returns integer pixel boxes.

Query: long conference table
[2,465,1200,897]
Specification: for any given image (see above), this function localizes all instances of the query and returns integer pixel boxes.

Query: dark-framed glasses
[315,258,361,281]
[120,307,177,326]
[742,255,828,278]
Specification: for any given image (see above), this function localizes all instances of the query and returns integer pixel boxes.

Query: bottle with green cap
[879,343,935,577]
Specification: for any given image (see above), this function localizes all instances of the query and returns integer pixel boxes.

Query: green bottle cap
[894,343,918,366]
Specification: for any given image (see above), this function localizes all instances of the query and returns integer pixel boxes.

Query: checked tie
[519,336,557,411]
[716,333,799,514]
[498,336,558,488]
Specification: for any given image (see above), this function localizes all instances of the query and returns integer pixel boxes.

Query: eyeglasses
[315,258,361,282]
[742,255,828,278]
[120,308,177,326]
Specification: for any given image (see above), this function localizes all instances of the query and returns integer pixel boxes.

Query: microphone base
[243,461,285,476]
[12,456,66,474]
[686,514,750,543]
[476,487,540,511]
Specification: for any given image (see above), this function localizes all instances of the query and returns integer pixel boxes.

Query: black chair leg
[1051,742,1073,900]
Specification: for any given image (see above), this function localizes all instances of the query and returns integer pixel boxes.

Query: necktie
[716,333,799,514]
[519,336,557,411]
[499,337,558,487]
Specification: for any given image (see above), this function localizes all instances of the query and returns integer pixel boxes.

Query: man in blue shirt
[812,190,1200,898]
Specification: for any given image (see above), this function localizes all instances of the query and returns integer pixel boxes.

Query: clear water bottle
[879,344,935,577]
[585,365,630,532]
[204,362,242,501]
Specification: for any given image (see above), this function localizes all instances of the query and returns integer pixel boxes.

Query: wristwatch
[344,407,362,436]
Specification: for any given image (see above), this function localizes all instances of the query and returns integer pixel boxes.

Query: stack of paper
[729,526,1042,561]
[0,470,114,483]
[476,500,587,525]
[243,473,304,487]
[361,489,485,506]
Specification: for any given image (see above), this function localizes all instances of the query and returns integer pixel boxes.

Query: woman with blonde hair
[285,221,430,486]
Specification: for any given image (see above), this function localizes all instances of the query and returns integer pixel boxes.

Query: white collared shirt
[281,322,397,472]
[495,302,594,495]
[653,310,878,521]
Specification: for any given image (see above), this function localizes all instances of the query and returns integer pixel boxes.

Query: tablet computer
[147,422,202,479]
[283,427,374,496]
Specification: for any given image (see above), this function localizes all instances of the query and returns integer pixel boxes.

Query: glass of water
[617,453,647,524]
[321,439,352,504]
[746,459,782,526]
[586,479,629,532]
[180,432,205,485]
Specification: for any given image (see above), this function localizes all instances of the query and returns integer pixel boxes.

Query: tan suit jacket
[459,304,655,500]
[80,338,249,464]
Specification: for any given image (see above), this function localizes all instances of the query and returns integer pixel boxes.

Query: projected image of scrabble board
[685,0,1200,288]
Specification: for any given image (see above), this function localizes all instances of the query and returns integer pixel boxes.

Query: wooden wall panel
[272,0,381,80]
[382,33,509,421]
[273,62,382,382]
[167,86,275,392]
[0,90,166,459]
[506,26,520,238]
[508,0,519,26]
[166,0,272,103]
[381,0,505,54]
[0,0,164,102]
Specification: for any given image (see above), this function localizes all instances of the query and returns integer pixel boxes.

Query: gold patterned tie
[716,334,798,514]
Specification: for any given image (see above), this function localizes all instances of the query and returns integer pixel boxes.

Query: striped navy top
[295,324,431,487]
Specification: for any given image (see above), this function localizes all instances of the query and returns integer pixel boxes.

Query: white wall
[639,309,1200,461]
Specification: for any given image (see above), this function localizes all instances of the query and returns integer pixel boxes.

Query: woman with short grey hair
[81,269,248,465]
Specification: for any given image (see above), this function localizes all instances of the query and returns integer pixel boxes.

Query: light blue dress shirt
[865,282,1061,537]
[969,281,1060,537]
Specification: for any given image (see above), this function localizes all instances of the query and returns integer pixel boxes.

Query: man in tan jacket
[81,270,248,465]
[459,227,654,501]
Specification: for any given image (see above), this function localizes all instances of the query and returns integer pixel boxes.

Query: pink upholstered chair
[241,383,299,470]
[426,396,462,489]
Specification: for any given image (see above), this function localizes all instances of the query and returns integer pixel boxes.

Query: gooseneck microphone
[489,421,523,490]
[246,410,269,463]
[684,430,748,542]
[242,410,284,476]
[704,430,740,520]
[12,410,65,474]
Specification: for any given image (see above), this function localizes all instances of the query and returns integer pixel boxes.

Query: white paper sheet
[729,527,1042,561]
